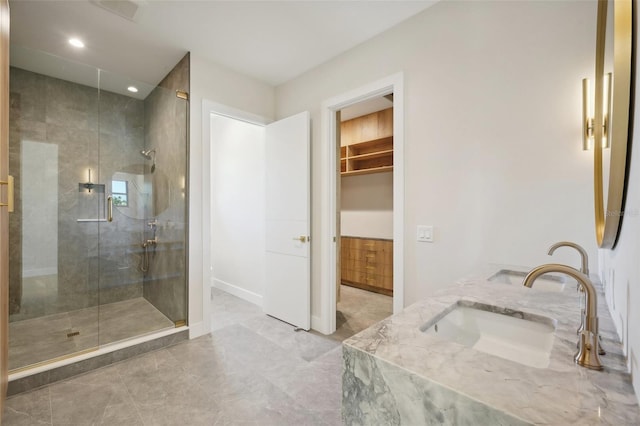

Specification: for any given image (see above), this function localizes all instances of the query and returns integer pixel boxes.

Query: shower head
[141,149,156,173]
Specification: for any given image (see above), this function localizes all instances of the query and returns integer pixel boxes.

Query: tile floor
[2,286,392,425]
[333,284,393,341]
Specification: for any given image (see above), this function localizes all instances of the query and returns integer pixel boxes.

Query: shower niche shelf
[78,182,105,193]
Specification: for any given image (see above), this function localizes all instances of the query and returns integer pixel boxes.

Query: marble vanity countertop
[454,262,572,285]
[343,265,640,424]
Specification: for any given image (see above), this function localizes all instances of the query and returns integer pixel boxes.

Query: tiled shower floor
[8,297,175,370]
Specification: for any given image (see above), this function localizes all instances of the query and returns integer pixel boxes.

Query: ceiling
[8,0,436,90]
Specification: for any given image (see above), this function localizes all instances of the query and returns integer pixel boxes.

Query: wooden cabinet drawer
[352,259,392,277]
[340,236,393,296]
[341,244,392,262]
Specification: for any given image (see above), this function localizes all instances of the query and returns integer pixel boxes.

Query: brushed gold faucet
[548,241,588,333]
[547,242,605,355]
[547,241,589,275]
[523,264,602,370]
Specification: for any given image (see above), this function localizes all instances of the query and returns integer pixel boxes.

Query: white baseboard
[188,321,206,339]
[213,278,263,307]
[312,314,331,335]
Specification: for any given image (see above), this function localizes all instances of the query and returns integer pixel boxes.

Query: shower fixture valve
[140,237,158,273]
[147,219,158,229]
[142,237,158,248]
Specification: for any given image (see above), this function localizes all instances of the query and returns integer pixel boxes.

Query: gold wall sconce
[82,168,94,192]
[582,73,612,150]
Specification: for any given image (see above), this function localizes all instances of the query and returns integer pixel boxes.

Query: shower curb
[6,329,189,396]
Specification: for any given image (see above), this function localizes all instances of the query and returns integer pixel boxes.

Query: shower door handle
[107,195,113,222]
[0,175,14,213]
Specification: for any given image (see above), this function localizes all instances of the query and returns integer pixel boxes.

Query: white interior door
[264,111,311,330]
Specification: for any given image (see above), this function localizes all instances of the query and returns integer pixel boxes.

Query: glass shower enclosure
[7,46,188,371]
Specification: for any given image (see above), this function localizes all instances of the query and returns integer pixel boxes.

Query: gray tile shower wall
[8,67,145,321]
[141,53,189,323]
[97,89,146,307]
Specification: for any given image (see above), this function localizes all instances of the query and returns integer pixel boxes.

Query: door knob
[292,236,309,243]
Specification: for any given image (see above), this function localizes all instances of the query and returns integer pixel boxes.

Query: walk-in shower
[7,46,189,373]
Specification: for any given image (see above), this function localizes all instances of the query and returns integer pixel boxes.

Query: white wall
[341,172,393,239]
[210,114,265,304]
[598,12,640,403]
[189,54,275,337]
[276,1,597,315]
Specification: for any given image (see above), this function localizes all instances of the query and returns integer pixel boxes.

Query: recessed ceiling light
[127,86,139,93]
[68,38,85,48]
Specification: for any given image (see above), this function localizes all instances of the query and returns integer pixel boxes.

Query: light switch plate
[417,225,433,242]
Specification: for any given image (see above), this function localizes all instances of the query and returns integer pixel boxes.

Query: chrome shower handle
[107,195,113,222]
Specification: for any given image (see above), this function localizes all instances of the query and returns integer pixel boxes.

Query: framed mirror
[593,0,633,248]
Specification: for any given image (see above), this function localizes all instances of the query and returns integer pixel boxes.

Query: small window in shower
[112,180,129,207]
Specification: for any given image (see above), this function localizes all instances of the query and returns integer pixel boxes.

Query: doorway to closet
[334,96,394,339]
[318,72,404,336]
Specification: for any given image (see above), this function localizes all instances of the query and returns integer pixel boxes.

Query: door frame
[318,73,404,334]
[0,0,9,408]
[201,99,270,335]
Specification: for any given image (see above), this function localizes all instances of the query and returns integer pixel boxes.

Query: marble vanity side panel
[342,345,532,426]
[141,53,189,322]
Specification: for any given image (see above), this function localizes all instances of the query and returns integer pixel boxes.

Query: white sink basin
[489,269,566,292]
[422,302,556,368]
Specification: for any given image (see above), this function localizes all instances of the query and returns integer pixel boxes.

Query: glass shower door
[8,48,101,370]
[96,72,187,346]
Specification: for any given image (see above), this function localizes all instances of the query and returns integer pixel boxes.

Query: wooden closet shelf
[341,166,393,177]
[340,108,393,176]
